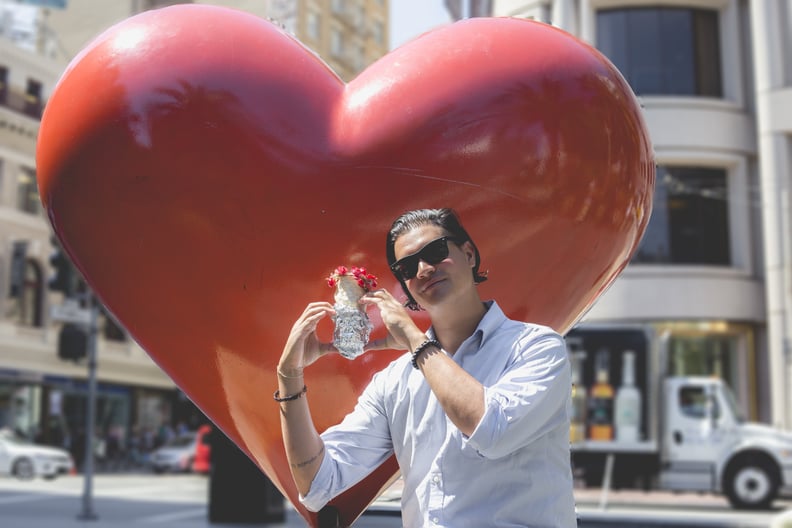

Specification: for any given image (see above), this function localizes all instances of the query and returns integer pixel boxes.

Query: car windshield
[721,383,746,423]
[0,428,31,445]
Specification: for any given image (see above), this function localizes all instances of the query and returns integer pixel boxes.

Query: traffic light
[49,236,75,295]
[58,323,87,362]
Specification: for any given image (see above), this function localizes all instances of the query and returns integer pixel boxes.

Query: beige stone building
[0,0,389,460]
[264,0,390,81]
[42,0,389,82]
[494,0,792,431]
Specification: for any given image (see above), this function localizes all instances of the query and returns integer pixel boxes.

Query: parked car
[191,424,212,474]
[0,428,74,480]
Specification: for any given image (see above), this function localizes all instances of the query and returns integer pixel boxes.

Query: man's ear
[461,241,476,267]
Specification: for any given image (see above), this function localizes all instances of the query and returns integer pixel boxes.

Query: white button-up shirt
[302,301,577,527]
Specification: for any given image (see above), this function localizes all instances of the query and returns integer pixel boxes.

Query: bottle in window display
[615,350,642,442]
[588,348,614,441]
[569,350,587,444]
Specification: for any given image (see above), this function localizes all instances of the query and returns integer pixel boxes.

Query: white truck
[565,325,792,510]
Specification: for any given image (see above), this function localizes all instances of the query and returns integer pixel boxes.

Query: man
[276,208,576,527]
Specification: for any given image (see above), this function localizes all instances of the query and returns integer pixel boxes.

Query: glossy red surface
[36,6,654,526]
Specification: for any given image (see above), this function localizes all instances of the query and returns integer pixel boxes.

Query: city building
[0,11,180,462]
[42,0,389,83]
[493,0,792,429]
[265,0,390,82]
[445,0,493,19]
[0,0,389,464]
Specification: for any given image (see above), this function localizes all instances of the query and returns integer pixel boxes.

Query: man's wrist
[277,365,304,378]
[411,338,441,370]
[407,332,430,352]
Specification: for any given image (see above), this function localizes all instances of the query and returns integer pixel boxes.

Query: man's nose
[415,259,435,278]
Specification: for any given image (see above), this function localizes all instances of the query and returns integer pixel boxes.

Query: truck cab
[661,376,792,509]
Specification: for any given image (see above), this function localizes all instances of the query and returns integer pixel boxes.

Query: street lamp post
[77,294,100,521]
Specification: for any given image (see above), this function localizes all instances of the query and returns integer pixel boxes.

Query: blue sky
[389,0,451,50]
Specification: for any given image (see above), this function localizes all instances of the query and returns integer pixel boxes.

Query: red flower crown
[326,265,378,292]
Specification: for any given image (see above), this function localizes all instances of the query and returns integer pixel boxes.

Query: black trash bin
[208,428,285,524]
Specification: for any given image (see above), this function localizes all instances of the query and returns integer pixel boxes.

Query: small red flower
[326,265,378,292]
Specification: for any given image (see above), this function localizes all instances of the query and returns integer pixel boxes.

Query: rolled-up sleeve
[464,330,570,459]
[300,368,395,511]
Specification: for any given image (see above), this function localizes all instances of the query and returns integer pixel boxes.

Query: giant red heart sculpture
[36,5,654,526]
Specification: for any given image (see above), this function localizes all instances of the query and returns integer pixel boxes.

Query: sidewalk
[369,477,792,527]
[371,477,744,510]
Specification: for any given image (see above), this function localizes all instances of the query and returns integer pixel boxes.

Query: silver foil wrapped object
[332,304,373,360]
[330,274,374,360]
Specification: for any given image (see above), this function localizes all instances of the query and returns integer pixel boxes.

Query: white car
[149,433,198,474]
[0,429,74,480]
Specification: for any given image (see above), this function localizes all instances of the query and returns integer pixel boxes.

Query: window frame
[632,165,732,266]
[593,5,723,97]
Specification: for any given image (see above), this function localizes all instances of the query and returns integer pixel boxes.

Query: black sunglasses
[390,236,461,281]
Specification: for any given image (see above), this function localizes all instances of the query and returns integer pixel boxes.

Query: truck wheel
[12,457,35,480]
[723,456,779,510]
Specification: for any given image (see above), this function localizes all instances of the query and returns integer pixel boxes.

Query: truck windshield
[721,383,745,423]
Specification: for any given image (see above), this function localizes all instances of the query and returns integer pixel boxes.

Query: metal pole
[77,294,99,521]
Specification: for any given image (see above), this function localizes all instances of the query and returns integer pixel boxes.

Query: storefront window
[659,322,755,419]
[0,382,40,438]
[669,334,737,382]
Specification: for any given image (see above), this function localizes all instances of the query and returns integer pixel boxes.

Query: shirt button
[432,475,440,484]
[432,516,440,524]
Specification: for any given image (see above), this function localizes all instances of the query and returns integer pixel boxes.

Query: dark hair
[386,208,487,311]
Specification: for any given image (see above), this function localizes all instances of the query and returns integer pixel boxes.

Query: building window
[351,1,364,28]
[331,0,345,14]
[139,0,189,10]
[306,11,320,41]
[24,78,42,118]
[596,7,722,97]
[0,66,7,105]
[330,28,343,57]
[20,260,42,327]
[352,42,365,71]
[633,166,730,265]
[16,167,40,215]
[103,311,127,342]
[6,258,43,327]
[372,19,384,45]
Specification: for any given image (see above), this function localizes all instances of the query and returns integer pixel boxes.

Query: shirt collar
[427,300,506,349]
[477,300,506,347]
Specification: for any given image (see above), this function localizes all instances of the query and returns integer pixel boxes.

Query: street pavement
[1,472,791,527]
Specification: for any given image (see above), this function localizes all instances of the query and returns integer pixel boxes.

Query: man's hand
[360,289,426,351]
[278,302,336,374]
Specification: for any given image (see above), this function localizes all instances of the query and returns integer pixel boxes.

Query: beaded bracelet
[273,385,307,402]
[411,339,441,369]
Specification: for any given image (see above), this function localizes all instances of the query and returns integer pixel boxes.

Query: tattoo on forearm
[292,444,324,469]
